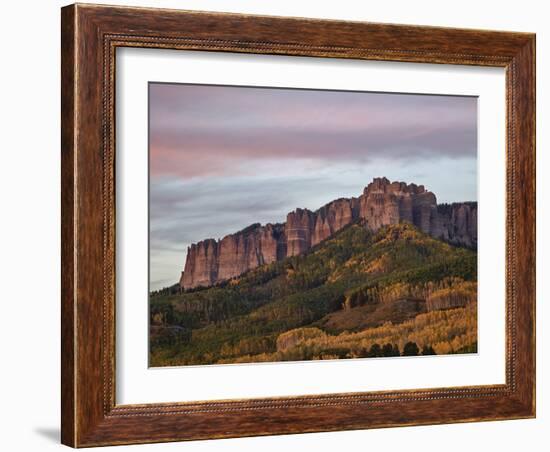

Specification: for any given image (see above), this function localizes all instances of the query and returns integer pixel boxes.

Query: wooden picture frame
[61,3,535,447]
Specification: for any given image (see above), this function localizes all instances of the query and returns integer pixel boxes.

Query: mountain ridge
[180,177,477,290]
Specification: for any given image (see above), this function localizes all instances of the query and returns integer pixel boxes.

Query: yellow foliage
[240,302,478,363]
[276,327,326,352]
[364,253,391,274]
[426,281,477,311]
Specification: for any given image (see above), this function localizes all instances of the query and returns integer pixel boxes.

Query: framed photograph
[61,3,535,447]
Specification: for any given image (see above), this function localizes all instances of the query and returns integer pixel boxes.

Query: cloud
[149,83,477,179]
[148,83,478,289]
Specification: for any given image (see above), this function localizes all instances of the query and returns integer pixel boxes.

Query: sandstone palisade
[180,177,477,289]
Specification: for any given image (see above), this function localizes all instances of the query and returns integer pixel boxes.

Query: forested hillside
[150,222,477,366]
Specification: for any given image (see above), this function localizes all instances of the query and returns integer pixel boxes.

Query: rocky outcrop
[311,198,358,247]
[181,177,478,289]
[436,202,478,248]
[181,223,287,289]
[360,178,437,232]
[181,239,219,289]
[286,208,315,256]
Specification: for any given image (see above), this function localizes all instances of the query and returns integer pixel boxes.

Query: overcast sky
[149,83,477,290]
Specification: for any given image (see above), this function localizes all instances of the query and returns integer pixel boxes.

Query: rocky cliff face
[181,223,286,289]
[436,202,478,248]
[181,177,477,289]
